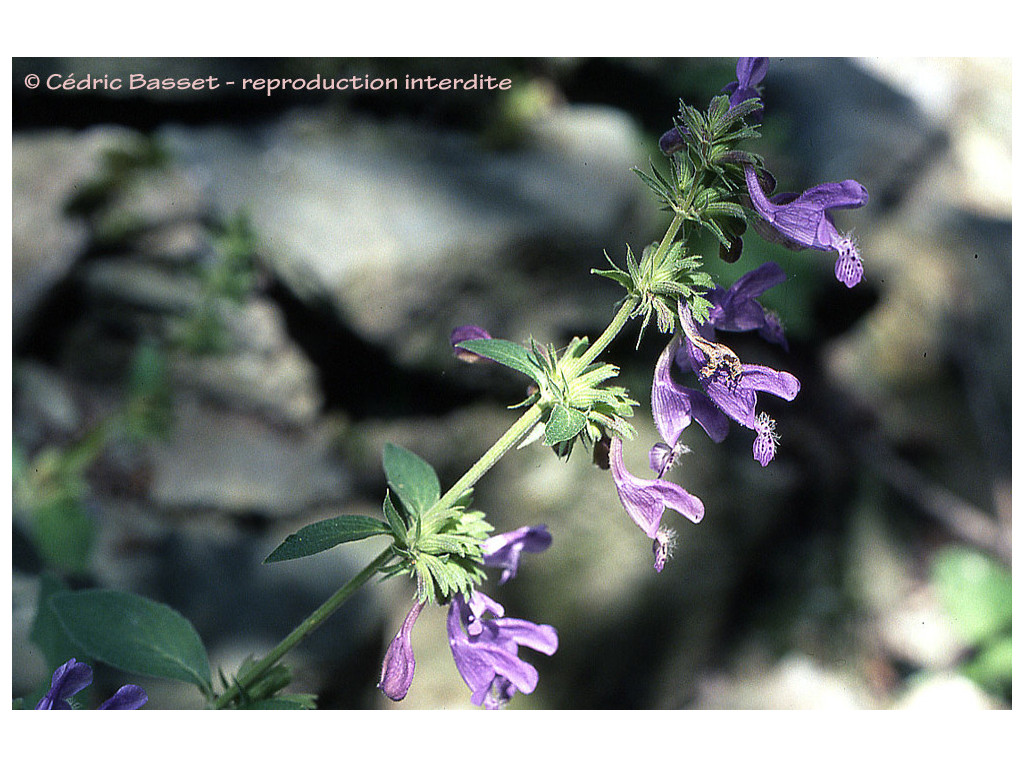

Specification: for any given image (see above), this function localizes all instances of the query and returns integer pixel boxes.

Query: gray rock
[12,127,137,342]
[158,104,647,369]
[148,397,348,517]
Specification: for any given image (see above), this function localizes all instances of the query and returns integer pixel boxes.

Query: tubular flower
[482,525,552,585]
[447,592,558,709]
[704,261,789,351]
[723,57,769,121]
[450,324,493,363]
[743,164,869,288]
[610,437,704,571]
[678,306,800,466]
[378,600,424,701]
[35,658,147,710]
[651,336,728,476]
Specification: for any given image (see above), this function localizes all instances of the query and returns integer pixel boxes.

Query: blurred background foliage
[11,57,1010,709]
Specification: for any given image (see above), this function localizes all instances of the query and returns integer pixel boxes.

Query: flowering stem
[580,211,684,367]
[212,547,394,709]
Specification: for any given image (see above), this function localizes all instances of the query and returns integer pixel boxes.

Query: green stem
[212,548,393,709]
[431,401,545,516]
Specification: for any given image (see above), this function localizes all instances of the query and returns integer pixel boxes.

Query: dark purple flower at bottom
[447,592,558,709]
[744,164,869,288]
[35,658,147,710]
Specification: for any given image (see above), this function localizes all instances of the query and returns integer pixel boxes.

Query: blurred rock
[12,127,136,342]
[158,104,646,370]
[694,652,878,709]
[148,397,348,518]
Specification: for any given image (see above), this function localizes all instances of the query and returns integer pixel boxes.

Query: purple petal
[35,658,93,709]
[446,594,557,709]
[736,57,769,88]
[739,364,801,401]
[610,438,704,539]
[659,126,687,155]
[98,685,148,710]
[482,525,552,585]
[450,325,492,363]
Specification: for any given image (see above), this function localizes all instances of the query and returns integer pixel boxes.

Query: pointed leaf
[382,490,408,545]
[264,514,392,563]
[544,403,588,445]
[454,338,543,384]
[50,589,211,693]
[383,443,441,515]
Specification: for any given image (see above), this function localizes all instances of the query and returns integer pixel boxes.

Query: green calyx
[529,336,638,456]
[594,240,714,343]
[378,444,492,605]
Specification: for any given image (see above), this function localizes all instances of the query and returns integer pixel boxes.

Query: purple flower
[651,336,728,476]
[447,592,558,709]
[35,658,147,710]
[723,57,769,121]
[678,306,800,466]
[482,525,552,585]
[450,324,493,363]
[97,684,148,710]
[378,600,424,701]
[610,437,704,571]
[704,262,789,351]
[744,164,869,288]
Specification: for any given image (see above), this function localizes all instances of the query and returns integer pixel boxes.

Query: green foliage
[50,589,212,696]
[378,443,492,604]
[30,573,83,673]
[124,339,174,442]
[544,403,588,446]
[264,515,392,563]
[455,337,545,385]
[383,442,441,517]
[173,210,259,356]
[931,546,1012,698]
[31,497,96,576]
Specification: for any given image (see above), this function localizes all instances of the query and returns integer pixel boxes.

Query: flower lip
[610,436,704,540]
[446,592,558,709]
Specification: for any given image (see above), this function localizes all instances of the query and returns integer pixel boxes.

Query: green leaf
[50,589,211,693]
[931,546,1012,645]
[264,514,392,563]
[383,443,441,515]
[32,496,95,575]
[961,634,1012,694]
[591,268,635,292]
[544,403,588,445]
[455,338,543,384]
[382,490,409,545]
[30,573,84,672]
